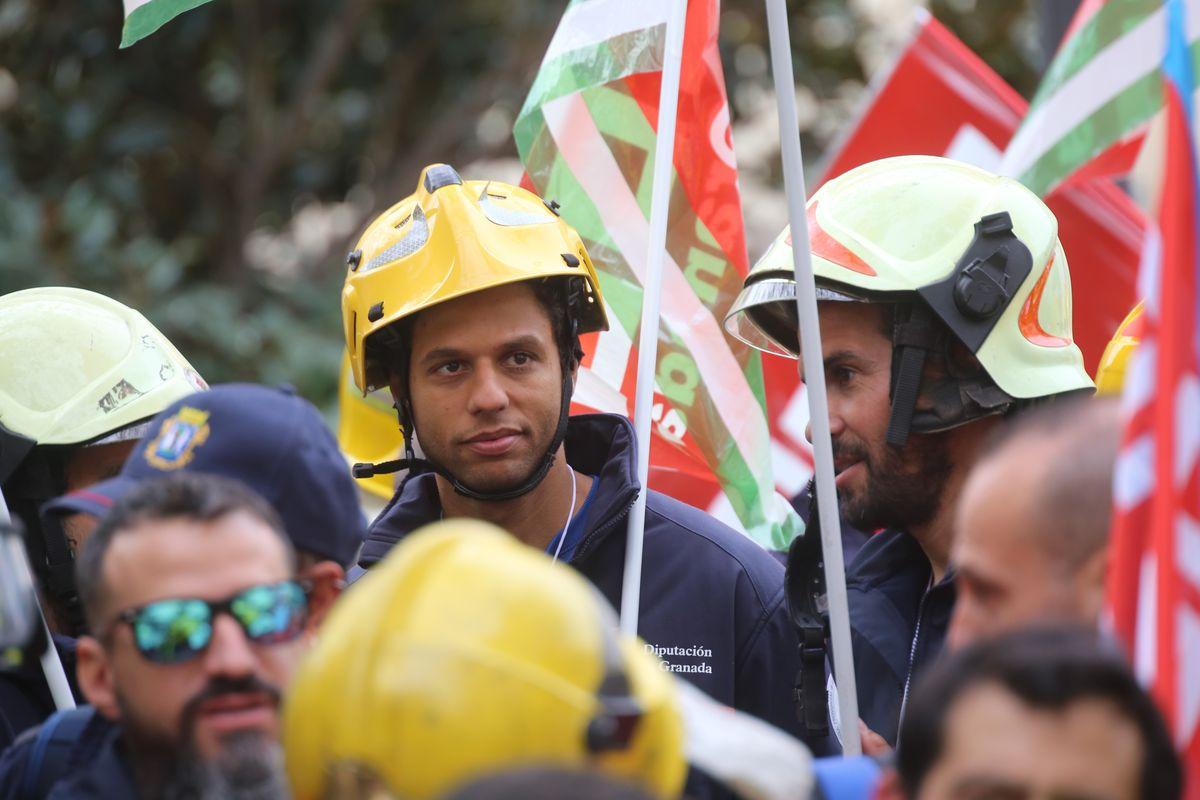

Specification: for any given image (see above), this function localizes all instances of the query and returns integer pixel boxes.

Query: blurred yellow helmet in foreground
[340,164,609,393]
[1094,302,1145,396]
[283,520,686,800]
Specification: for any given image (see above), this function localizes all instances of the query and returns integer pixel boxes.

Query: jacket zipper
[897,583,930,726]
[570,494,638,563]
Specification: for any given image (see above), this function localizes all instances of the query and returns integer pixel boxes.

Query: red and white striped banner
[1108,3,1200,793]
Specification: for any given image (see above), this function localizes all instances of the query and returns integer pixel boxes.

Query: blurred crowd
[0,155,1179,800]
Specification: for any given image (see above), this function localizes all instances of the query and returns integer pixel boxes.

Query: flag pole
[0,488,76,712]
[764,0,862,754]
[620,0,689,636]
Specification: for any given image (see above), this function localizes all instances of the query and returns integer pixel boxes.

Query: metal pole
[620,0,688,636]
[764,0,861,755]
[0,488,76,711]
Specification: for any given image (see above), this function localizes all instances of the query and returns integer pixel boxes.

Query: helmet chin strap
[353,358,575,503]
[885,303,939,448]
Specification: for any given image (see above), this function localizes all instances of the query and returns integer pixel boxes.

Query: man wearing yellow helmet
[725,156,1094,748]
[342,165,804,741]
[0,287,206,749]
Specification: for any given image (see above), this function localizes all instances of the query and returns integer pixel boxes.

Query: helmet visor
[724,279,863,358]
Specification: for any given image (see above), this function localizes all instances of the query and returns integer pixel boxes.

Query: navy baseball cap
[45,383,366,568]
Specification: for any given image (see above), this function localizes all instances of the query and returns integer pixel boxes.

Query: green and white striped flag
[515,0,802,548]
[1001,0,1200,196]
[122,0,213,48]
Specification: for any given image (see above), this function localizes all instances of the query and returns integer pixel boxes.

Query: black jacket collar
[847,526,956,601]
[360,414,642,567]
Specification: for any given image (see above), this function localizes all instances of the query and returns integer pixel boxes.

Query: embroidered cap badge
[144,407,211,470]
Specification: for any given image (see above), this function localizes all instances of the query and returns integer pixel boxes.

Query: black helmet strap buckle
[916,211,1033,353]
[886,212,1033,448]
[586,599,644,752]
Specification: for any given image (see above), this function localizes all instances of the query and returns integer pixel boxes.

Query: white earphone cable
[551,468,578,563]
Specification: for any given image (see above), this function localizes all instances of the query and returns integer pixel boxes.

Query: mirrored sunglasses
[114,580,309,664]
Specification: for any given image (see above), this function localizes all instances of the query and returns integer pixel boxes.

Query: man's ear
[75,635,121,722]
[300,561,345,633]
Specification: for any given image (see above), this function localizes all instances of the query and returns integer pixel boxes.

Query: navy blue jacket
[789,482,872,566]
[44,728,138,800]
[362,414,804,740]
[0,709,116,799]
[845,528,955,746]
[0,637,82,754]
[0,668,56,755]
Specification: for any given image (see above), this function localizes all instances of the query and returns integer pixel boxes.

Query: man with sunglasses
[47,472,325,799]
[0,384,363,796]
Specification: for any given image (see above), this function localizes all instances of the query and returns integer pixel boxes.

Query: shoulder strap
[785,481,831,737]
[20,707,96,799]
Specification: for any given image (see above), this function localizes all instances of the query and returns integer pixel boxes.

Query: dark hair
[528,277,585,369]
[896,626,1181,800]
[75,472,293,633]
[442,767,655,800]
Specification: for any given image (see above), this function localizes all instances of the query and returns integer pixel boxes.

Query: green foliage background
[0,0,1046,412]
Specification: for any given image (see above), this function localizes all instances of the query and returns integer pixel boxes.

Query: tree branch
[224,0,378,282]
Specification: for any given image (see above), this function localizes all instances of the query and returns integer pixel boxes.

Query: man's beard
[159,731,289,800]
[119,676,288,800]
[834,430,953,532]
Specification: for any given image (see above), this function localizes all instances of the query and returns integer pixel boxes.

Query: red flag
[1108,2,1200,794]
[517,0,800,544]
